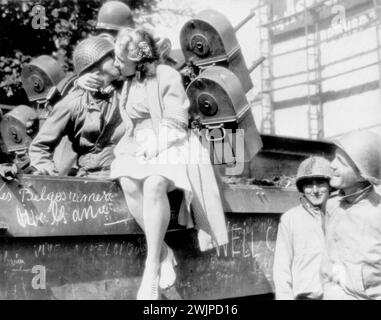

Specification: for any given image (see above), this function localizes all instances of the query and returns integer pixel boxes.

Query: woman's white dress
[110,78,193,209]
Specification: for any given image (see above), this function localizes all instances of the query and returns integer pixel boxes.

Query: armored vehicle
[0,10,335,300]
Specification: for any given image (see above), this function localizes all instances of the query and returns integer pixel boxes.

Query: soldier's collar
[339,184,373,205]
[300,196,325,217]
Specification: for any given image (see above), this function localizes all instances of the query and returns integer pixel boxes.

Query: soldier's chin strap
[300,196,324,216]
[339,183,373,204]
[300,196,326,234]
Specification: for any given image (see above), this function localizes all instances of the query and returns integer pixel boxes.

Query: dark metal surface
[187,66,263,163]
[187,67,249,125]
[0,175,131,237]
[0,175,295,238]
[21,55,66,103]
[0,174,293,299]
[260,134,336,158]
[180,9,253,92]
[0,127,336,300]
[222,185,299,214]
[0,213,279,300]
[0,105,38,154]
[0,175,184,237]
[250,134,336,180]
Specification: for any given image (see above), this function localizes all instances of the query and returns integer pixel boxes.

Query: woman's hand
[135,140,159,160]
[76,72,103,92]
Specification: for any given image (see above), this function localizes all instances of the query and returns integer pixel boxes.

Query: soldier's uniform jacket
[321,186,381,300]
[29,86,124,176]
[273,201,325,300]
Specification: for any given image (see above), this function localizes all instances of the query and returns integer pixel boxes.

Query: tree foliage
[0,0,157,105]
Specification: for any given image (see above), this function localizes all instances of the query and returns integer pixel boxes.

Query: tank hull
[0,175,297,300]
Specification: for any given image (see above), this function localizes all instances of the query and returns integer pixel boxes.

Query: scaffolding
[304,0,324,139]
[258,0,381,139]
[259,1,275,134]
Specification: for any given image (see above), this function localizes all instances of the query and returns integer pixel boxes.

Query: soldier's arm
[273,213,294,300]
[75,72,103,92]
[361,216,381,299]
[29,100,73,175]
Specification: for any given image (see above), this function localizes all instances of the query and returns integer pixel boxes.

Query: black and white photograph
[0,0,380,306]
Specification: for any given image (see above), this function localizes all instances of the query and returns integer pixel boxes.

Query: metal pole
[248,56,266,74]
[234,9,256,32]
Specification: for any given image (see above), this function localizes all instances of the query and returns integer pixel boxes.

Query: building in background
[255,0,381,139]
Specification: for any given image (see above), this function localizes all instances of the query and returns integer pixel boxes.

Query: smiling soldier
[273,156,333,300]
[321,130,381,300]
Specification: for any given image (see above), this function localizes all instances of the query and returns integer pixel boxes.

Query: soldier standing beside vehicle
[28,36,124,178]
[321,130,381,300]
[273,156,333,300]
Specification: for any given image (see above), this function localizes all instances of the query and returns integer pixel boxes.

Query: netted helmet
[296,156,333,192]
[73,36,114,75]
[332,130,381,185]
[96,1,135,31]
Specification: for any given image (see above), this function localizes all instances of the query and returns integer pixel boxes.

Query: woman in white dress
[111,28,228,300]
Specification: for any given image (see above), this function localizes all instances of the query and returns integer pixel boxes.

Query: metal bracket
[205,124,226,142]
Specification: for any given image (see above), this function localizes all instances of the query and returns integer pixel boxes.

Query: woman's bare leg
[140,175,171,283]
[120,176,175,298]
[119,177,144,228]
[120,176,171,259]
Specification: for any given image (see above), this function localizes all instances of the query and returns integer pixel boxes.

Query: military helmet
[333,130,381,185]
[96,1,134,31]
[73,36,114,76]
[296,156,333,192]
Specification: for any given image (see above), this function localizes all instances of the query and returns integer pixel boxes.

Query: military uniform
[321,130,381,300]
[273,202,325,300]
[321,187,381,300]
[273,156,332,300]
[29,87,124,178]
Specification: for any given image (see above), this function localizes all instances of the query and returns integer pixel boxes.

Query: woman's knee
[119,177,142,198]
[143,175,170,198]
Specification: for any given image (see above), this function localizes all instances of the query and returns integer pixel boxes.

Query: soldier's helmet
[296,156,333,192]
[96,1,135,31]
[73,36,114,76]
[333,130,381,185]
